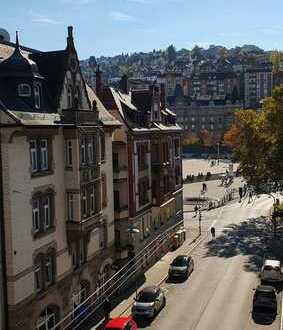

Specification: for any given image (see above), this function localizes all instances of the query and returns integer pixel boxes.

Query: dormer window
[18,84,31,97]
[34,85,41,109]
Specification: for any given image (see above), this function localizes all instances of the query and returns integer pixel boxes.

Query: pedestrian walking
[248,190,252,203]
[194,204,198,217]
[103,298,111,323]
[210,227,216,239]
[239,186,243,202]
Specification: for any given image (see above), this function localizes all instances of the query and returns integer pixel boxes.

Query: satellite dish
[0,28,10,42]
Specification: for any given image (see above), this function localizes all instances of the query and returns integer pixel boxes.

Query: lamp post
[126,225,140,297]
[198,210,202,235]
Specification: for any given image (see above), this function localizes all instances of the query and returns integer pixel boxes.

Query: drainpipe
[0,132,9,330]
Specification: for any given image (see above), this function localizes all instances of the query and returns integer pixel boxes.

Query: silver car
[132,286,166,318]
[168,255,194,280]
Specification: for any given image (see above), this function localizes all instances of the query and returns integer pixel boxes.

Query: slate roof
[30,50,68,109]
[86,85,120,127]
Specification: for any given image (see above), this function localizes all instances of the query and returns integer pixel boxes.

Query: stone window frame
[29,137,53,177]
[33,248,56,294]
[31,189,55,239]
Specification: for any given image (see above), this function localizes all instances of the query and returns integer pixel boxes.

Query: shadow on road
[203,216,283,274]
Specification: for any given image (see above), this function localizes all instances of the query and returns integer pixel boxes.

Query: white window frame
[32,198,40,232]
[18,83,31,97]
[34,85,41,109]
[30,139,38,172]
[66,140,73,166]
[40,139,48,171]
[43,196,51,229]
[45,256,53,285]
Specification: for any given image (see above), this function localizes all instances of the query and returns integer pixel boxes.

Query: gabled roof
[86,85,120,127]
[30,50,68,108]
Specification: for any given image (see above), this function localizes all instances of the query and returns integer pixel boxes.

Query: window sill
[31,170,54,178]
[33,227,56,240]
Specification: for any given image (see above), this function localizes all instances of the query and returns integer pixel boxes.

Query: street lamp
[198,210,202,235]
[126,225,140,297]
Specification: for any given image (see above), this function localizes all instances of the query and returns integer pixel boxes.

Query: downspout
[0,130,9,330]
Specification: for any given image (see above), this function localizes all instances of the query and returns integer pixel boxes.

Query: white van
[260,259,282,283]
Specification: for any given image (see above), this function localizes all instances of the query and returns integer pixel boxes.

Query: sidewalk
[111,228,200,317]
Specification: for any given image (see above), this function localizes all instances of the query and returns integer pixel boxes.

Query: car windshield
[263,265,273,271]
[172,257,187,267]
[137,291,156,302]
[256,291,275,299]
[254,305,276,313]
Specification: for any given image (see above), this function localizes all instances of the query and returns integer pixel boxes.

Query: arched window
[36,305,59,330]
[34,85,41,109]
[18,83,31,97]
[67,86,73,108]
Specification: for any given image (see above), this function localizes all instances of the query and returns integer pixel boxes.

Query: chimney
[66,26,74,49]
[96,65,102,98]
[160,83,166,110]
[120,74,128,94]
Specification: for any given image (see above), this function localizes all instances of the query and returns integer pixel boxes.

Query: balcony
[66,211,102,242]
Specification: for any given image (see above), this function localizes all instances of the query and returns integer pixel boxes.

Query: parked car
[168,255,194,280]
[131,286,166,318]
[260,259,282,283]
[104,316,137,330]
[252,285,277,323]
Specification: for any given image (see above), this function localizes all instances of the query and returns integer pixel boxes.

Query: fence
[50,215,184,330]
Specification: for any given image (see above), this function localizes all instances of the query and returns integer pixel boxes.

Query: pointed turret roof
[0,31,42,78]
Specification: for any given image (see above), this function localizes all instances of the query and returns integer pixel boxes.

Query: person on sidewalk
[103,298,111,324]
[194,205,198,217]
[248,190,253,203]
[210,227,216,239]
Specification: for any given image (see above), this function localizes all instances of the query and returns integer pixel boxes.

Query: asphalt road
[130,195,282,330]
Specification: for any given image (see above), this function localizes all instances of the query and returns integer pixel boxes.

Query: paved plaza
[182,158,239,179]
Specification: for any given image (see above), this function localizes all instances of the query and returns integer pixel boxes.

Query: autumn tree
[223,124,241,149]
[182,132,200,146]
[231,86,283,187]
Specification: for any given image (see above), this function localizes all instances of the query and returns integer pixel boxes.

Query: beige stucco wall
[3,133,71,304]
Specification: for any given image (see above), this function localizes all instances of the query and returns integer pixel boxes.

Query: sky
[2,0,283,59]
